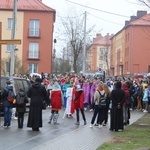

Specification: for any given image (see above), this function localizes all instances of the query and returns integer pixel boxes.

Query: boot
[84,121,87,125]
[48,114,54,124]
[53,113,59,124]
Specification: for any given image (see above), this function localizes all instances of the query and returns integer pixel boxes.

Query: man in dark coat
[110,81,125,131]
[27,77,48,131]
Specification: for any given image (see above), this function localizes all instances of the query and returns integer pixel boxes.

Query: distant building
[87,33,113,76]
[110,11,150,77]
[0,0,55,75]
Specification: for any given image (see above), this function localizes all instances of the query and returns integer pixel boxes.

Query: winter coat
[50,90,63,110]
[122,83,130,106]
[110,81,125,131]
[74,90,84,109]
[1,85,14,108]
[16,89,28,113]
[27,81,48,128]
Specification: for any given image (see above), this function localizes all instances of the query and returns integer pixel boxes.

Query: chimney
[96,33,102,37]
[125,21,130,26]
[137,11,147,18]
[130,16,137,22]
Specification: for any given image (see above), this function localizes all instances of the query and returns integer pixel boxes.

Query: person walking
[103,83,111,126]
[27,77,48,131]
[121,83,130,125]
[142,85,149,112]
[16,89,28,128]
[89,82,106,128]
[110,81,125,131]
[48,81,63,124]
[1,81,15,128]
[74,85,87,126]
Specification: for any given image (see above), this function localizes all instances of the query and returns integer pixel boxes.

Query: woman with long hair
[103,83,111,126]
[89,82,106,128]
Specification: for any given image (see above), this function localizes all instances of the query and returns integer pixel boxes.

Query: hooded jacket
[1,85,14,107]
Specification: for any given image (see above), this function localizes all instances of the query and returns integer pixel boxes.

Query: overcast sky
[42,0,148,54]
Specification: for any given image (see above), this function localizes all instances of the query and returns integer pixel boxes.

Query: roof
[111,12,150,39]
[93,34,113,45]
[130,13,150,26]
[0,0,55,12]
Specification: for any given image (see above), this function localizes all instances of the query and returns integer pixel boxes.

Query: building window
[29,42,39,58]
[8,18,13,29]
[28,63,38,73]
[6,62,10,73]
[29,20,39,36]
[99,64,103,69]
[99,55,103,60]
[99,48,104,54]
[6,44,14,53]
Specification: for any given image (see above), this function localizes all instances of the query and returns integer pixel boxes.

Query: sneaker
[89,109,93,112]
[84,108,87,111]
[103,124,106,126]
[94,123,99,126]
[12,117,18,120]
[3,125,7,129]
[98,125,102,128]
[89,124,93,128]
[143,110,148,113]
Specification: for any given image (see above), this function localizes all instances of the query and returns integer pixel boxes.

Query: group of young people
[1,72,150,132]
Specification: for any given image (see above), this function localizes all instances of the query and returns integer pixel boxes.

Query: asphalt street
[0,108,146,150]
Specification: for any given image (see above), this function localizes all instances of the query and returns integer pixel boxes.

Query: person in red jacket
[48,81,63,124]
[74,85,87,126]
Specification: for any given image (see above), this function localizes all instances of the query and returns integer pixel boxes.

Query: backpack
[97,90,106,109]
[7,89,15,103]
[16,91,26,105]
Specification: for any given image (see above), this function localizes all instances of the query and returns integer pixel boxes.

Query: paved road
[0,108,146,150]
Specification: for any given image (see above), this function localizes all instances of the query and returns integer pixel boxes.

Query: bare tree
[1,54,24,76]
[60,9,94,73]
[137,0,150,8]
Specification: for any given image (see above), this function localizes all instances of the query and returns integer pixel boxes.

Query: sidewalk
[32,111,146,150]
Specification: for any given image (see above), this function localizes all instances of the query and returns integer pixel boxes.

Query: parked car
[0,76,31,116]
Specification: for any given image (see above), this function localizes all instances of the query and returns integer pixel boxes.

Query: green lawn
[97,113,150,150]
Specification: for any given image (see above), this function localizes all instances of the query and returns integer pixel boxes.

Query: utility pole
[10,0,18,75]
[82,11,86,75]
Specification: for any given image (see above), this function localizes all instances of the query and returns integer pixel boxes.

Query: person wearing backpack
[16,89,28,128]
[1,81,15,128]
[89,82,106,128]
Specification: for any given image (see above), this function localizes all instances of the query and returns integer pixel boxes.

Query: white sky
[42,0,149,55]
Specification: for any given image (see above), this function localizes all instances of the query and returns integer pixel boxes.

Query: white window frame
[28,63,38,73]
[29,20,39,36]
[29,42,39,58]
[7,18,13,29]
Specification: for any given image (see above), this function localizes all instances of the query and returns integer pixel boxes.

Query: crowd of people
[1,72,150,132]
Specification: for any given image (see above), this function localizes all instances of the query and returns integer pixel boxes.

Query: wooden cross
[0,22,21,91]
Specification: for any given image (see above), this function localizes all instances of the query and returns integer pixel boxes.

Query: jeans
[4,106,12,126]
[91,105,100,124]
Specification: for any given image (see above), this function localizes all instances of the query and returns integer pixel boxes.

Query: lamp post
[10,0,18,76]
[52,39,56,73]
